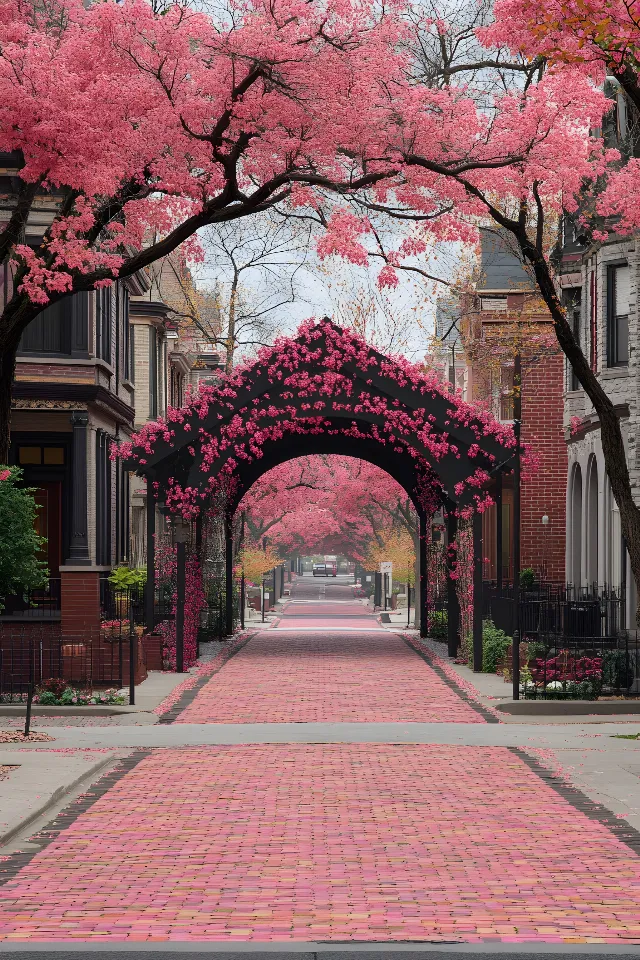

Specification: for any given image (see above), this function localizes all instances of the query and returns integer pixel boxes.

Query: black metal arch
[130,319,515,656]
[128,319,514,513]
[225,432,433,517]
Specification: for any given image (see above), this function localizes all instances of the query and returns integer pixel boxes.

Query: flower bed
[521,650,603,700]
[33,679,125,706]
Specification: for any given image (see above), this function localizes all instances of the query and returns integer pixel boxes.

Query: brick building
[2,274,145,645]
[0,236,221,660]
[460,230,567,583]
[127,255,224,567]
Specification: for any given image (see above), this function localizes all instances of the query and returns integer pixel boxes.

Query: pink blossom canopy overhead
[120,318,516,518]
[1,0,625,305]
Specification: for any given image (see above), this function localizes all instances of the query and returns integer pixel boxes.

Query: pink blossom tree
[239,456,418,563]
[0,0,419,458]
[9,0,640,601]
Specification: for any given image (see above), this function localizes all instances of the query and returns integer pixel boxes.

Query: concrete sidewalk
[1,718,639,748]
[0,749,118,846]
[0,669,191,721]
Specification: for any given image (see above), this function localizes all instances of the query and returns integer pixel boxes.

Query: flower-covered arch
[121,318,517,642]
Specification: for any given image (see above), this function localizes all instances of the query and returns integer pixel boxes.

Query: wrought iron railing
[482,581,636,699]
[0,578,61,618]
[0,627,126,702]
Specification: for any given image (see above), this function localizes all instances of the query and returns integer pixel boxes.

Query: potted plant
[107,565,146,618]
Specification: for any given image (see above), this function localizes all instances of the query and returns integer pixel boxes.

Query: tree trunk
[225,274,238,375]
[0,345,17,465]
[520,236,640,618]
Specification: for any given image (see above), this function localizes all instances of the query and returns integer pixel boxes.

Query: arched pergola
[122,318,516,655]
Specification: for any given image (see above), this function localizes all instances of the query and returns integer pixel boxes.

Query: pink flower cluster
[155,553,205,671]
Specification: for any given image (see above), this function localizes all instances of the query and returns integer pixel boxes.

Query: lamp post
[173,516,190,674]
[512,351,522,700]
[541,514,549,583]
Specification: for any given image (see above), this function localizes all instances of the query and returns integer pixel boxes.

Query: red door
[33,482,62,577]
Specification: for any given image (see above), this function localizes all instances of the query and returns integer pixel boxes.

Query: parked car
[312,562,337,576]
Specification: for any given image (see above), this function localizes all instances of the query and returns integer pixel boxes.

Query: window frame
[95,288,113,364]
[606,262,630,368]
[562,287,582,390]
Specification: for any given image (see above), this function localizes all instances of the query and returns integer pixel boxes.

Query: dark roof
[479,229,532,292]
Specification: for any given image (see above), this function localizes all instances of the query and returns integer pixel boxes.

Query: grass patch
[612,732,640,740]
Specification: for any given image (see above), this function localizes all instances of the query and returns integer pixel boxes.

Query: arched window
[605,476,623,590]
[586,456,599,588]
[570,463,583,588]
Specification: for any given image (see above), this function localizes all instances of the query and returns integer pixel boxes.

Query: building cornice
[129,300,170,321]
[12,382,135,427]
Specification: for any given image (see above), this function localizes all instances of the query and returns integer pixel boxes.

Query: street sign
[380,561,392,576]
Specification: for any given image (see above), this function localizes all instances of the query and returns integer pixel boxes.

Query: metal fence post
[472,510,483,672]
[145,487,156,632]
[24,639,34,738]
[129,625,136,706]
[240,570,245,630]
[446,510,460,657]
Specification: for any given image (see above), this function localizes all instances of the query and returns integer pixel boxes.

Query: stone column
[68,411,90,564]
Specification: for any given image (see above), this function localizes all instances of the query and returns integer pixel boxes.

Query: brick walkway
[1,744,640,943]
[2,586,640,944]
[175,631,486,724]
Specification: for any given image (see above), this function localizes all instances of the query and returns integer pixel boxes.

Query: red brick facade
[520,353,567,583]
[60,571,101,642]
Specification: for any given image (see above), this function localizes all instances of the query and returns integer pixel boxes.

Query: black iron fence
[0,627,125,702]
[482,581,637,699]
[99,580,146,628]
[0,578,61,619]
[484,582,626,639]
[521,635,639,699]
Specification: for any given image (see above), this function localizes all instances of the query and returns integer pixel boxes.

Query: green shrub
[525,640,547,664]
[428,610,448,641]
[482,619,512,673]
[602,649,635,691]
[519,567,536,590]
[108,566,146,590]
[37,691,58,705]
[0,466,48,610]
[524,679,599,701]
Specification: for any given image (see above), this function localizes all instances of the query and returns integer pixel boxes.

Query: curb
[0,753,117,848]
[497,699,640,715]
[0,706,151,717]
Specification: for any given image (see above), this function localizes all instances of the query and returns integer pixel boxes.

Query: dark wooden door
[33,482,62,577]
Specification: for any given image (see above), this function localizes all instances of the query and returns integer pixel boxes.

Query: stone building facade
[560,228,637,617]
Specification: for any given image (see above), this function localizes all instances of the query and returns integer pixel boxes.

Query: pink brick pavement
[276,599,379,630]
[1,744,640,943]
[175,631,486,723]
